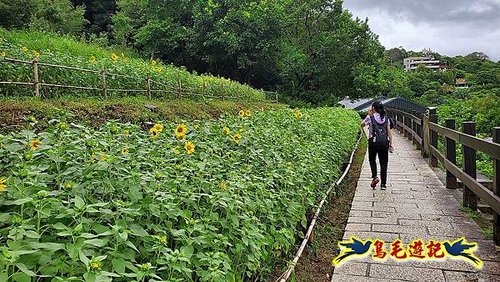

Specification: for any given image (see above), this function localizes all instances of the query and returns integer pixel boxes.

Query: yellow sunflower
[171,146,181,155]
[111,53,119,62]
[219,180,227,191]
[150,128,160,139]
[64,182,73,190]
[222,126,231,135]
[151,59,157,65]
[0,177,7,192]
[184,141,195,155]
[245,110,252,117]
[152,123,164,132]
[123,130,130,136]
[33,51,40,58]
[238,110,245,117]
[232,133,242,144]
[294,110,303,119]
[121,147,129,155]
[89,56,96,63]
[175,124,188,139]
[29,139,42,151]
[0,51,6,58]
[22,46,28,52]
[99,154,107,161]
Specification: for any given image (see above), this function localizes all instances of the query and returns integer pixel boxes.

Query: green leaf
[74,196,85,210]
[129,224,148,237]
[112,258,126,274]
[29,242,65,252]
[15,263,36,277]
[84,238,108,248]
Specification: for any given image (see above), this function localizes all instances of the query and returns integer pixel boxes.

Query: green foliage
[0,29,266,101]
[0,107,359,280]
[0,0,86,35]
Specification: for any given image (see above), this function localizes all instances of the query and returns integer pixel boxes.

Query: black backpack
[369,115,389,146]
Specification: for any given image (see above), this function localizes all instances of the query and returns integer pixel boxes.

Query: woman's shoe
[381,184,387,190]
[371,177,379,189]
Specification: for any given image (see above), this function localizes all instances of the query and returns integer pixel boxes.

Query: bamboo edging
[277,131,363,282]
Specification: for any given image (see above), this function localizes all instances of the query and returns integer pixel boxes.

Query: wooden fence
[386,107,500,246]
[0,57,278,102]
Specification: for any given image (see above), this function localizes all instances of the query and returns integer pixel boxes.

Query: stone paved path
[331,132,500,282]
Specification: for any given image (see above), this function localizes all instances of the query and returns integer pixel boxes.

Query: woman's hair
[372,100,386,117]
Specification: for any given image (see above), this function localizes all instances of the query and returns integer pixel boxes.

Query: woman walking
[361,101,393,190]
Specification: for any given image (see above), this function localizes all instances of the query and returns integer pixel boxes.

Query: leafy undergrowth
[0,107,359,281]
[0,29,266,101]
[0,97,284,133]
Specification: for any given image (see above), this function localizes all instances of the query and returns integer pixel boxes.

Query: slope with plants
[0,29,266,101]
[0,107,359,281]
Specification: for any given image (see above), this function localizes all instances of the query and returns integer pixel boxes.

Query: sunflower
[99,154,107,161]
[232,133,242,144]
[294,110,303,119]
[152,123,164,132]
[184,141,195,155]
[111,53,119,62]
[21,46,28,52]
[222,126,231,135]
[150,128,160,139]
[89,260,102,271]
[33,51,40,58]
[0,177,7,192]
[121,147,129,155]
[64,182,73,190]
[175,124,188,139]
[151,59,157,65]
[238,110,245,117]
[89,56,96,63]
[29,139,42,151]
[123,130,129,136]
[219,180,227,191]
[0,51,6,58]
[245,110,252,117]
[171,146,181,155]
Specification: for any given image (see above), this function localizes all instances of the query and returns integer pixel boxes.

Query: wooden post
[493,127,500,246]
[411,110,417,145]
[445,119,457,189]
[462,122,478,210]
[429,108,438,167]
[179,79,183,98]
[100,66,107,98]
[417,112,423,151]
[33,57,40,97]
[202,80,207,99]
[275,92,279,103]
[403,115,408,137]
[221,82,225,100]
[146,77,151,99]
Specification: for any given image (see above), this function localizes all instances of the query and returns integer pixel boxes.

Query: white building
[403,57,448,72]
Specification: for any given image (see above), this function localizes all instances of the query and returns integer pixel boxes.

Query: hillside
[0,29,266,101]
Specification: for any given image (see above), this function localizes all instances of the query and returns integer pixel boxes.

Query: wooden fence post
[100,66,107,98]
[463,122,478,210]
[493,127,500,246]
[146,77,152,99]
[202,80,207,99]
[221,82,225,100]
[445,119,457,189]
[411,110,417,145]
[33,58,40,97]
[275,92,279,103]
[429,108,438,167]
[403,115,408,138]
[417,112,423,151]
[422,110,429,158]
[178,78,183,98]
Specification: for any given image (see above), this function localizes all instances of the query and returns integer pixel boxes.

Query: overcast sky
[343,0,500,61]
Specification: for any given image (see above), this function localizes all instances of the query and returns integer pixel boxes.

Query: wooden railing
[386,107,500,246]
[0,57,277,102]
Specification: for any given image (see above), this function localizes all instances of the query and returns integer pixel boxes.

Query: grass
[0,28,266,101]
[459,206,493,240]
[0,96,286,133]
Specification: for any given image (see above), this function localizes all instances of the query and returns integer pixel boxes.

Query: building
[403,57,449,72]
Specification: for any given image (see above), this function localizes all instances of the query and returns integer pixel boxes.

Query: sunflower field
[0,29,266,101]
[0,107,359,281]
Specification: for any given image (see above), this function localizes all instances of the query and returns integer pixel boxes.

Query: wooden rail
[386,106,500,246]
[0,57,275,102]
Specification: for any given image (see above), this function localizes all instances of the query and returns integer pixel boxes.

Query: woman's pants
[368,139,389,185]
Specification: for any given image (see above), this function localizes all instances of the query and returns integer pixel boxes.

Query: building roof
[337,97,373,111]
